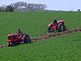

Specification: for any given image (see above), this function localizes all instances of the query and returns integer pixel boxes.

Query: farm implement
[31,27,81,42]
[0,27,81,48]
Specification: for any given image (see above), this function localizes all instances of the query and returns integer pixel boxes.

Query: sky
[0,0,81,11]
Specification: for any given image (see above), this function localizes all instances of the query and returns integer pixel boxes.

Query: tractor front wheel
[48,27,54,32]
[8,41,16,47]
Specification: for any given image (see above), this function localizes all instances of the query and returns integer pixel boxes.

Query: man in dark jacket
[53,18,57,24]
[16,28,23,35]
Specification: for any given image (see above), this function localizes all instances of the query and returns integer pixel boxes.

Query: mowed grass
[0,11,81,61]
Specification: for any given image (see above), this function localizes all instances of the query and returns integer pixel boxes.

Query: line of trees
[0,1,47,12]
[28,3,47,11]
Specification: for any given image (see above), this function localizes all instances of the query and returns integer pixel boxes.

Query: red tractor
[8,33,31,46]
[48,20,66,32]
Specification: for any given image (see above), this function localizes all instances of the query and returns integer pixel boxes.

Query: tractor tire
[8,41,16,47]
[23,34,31,43]
[48,27,54,32]
[57,23,66,32]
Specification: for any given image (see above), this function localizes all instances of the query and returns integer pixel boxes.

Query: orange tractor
[48,20,66,32]
[8,33,31,46]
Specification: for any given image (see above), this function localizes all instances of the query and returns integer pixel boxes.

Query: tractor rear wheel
[23,34,31,43]
[57,23,66,32]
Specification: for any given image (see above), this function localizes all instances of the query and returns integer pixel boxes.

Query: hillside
[0,11,81,61]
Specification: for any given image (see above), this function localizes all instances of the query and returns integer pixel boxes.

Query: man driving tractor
[53,18,57,24]
[8,28,31,46]
[16,28,23,35]
[48,18,66,32]
[16,28,31,43]
[48,18,58,32]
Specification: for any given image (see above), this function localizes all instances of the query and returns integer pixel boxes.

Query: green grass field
[0,11,81,61]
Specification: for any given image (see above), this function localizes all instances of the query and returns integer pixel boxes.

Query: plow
[31,27,81,41]
[0,27,81,48]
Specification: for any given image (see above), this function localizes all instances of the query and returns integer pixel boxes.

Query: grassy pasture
[0,11,81,61]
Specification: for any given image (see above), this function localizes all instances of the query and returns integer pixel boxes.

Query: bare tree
[0,1,47,12]
[6,5,14,12]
